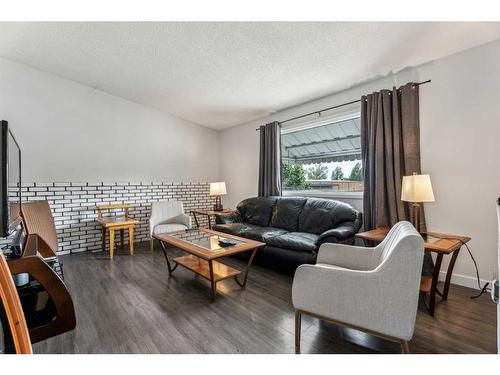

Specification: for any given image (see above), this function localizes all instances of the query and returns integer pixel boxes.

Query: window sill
[282,190,363,200]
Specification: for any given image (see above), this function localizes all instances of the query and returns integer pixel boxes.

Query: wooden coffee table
[153,229,265,301]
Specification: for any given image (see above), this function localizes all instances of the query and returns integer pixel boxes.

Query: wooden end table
[356,227,470,316]
[154,228,264,301]
[97,204,139,259]
[191,208,233,229]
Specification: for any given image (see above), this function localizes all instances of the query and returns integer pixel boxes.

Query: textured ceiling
[1,22,500,130]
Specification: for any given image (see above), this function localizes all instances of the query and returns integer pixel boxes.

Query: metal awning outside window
[281,117,361,165]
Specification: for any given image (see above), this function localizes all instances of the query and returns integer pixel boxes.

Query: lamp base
[411,202,422,233]
[411,205,428,239]
[213,196,223,211]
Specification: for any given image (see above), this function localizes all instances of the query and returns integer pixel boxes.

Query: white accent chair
[149,201,192,252]
[292,221,424,354]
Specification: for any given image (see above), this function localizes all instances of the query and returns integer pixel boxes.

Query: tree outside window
[306,164,328,180]
[331,166,344,181]
[349,162,363,181]
[282,163,311,190]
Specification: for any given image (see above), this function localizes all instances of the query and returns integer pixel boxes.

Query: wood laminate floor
[34,242,497,354]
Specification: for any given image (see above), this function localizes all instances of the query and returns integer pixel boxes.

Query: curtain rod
[255,79,431,130]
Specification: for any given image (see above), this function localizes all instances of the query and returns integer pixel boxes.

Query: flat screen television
[0,120,21,238]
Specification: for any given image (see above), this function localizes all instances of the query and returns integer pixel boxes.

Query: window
[281,113,363,196]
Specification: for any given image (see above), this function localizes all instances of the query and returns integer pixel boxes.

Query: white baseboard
[439,271,490,290]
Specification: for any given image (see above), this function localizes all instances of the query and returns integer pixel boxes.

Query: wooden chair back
[0,251,32,354]
[97,203,132,220]
[21,200,58,258]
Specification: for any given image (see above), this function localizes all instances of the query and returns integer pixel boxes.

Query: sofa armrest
[317,223,358,244]
[214,210,242,224]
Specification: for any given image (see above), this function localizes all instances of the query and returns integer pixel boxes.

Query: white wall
[0,57,220,182]
[220,39,500,288]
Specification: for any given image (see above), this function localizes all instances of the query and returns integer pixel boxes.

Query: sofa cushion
[212,223,260,237]
[270,197,307,232]
[265,232,319,253]
[237,196,280,227]
[298,198,361,235]
[243,226,288,242]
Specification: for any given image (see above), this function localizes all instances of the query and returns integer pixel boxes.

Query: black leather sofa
[213,196,362,274]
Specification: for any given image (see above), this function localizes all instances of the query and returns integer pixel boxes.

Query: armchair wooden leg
[129,226,134,256]
[400,340,410,354]
[109,229,115,259]
[150,238,154,254]
[295,310,301,354]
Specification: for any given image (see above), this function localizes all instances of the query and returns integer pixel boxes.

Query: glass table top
[171,229,244,251]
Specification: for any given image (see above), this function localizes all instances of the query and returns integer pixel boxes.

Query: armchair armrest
[149,217,155,236]
[149,214,192,236]
[214,210,242,224]
[165,213,192,228]
[316,242,381,271]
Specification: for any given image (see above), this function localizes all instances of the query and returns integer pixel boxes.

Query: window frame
[281,108,363,200]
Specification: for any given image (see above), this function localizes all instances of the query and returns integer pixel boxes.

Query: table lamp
[210,182,227,211]
[401,173,435,234]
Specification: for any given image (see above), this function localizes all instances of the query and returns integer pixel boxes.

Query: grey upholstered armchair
[149,201,192,252]
[292,221,424,353]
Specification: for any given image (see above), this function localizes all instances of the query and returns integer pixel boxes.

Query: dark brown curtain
[258,121,282,197]
[361,82,426,231]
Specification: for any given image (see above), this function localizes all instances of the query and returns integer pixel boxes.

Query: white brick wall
[4,182,216,254]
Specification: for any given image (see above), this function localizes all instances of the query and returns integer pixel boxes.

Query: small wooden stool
[97,204,139,259]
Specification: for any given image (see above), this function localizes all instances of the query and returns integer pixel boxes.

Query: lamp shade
[401,174,435,203]
[210,182,227,196]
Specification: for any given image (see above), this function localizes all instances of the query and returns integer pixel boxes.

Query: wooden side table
[191,208,233,229]
[97,204,139,259]
[356,227,470,316]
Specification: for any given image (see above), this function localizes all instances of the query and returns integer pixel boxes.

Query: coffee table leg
[234,248,258,289]
[208,260,217,301]
[442,248,460,300]
[158,240,178,274]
